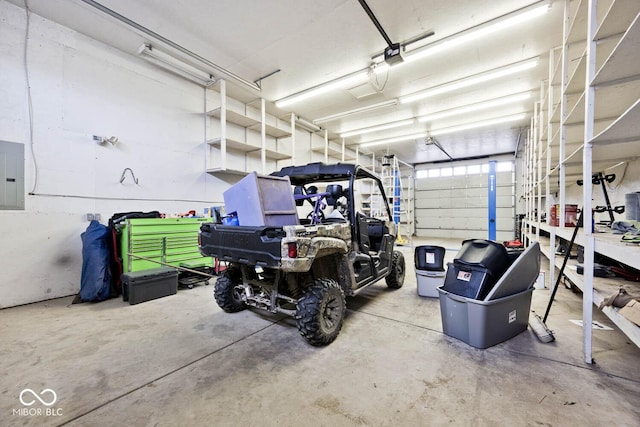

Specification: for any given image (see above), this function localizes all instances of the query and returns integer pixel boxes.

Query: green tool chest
[118,217,213,273]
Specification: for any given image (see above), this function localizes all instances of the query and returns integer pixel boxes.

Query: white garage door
[414,161,515,241]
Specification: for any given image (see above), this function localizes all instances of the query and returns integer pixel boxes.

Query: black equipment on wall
[577,172,624,226]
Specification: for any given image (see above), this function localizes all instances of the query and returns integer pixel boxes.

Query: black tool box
[121,267,178,305]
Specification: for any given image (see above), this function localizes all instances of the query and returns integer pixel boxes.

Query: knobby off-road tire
[386,250,405,289]
[214,268,245,313]
[296,278,346,346]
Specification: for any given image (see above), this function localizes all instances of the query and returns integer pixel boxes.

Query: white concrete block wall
[0,2,230,307]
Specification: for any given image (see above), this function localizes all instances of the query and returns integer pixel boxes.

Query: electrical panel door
[0,141,25,210]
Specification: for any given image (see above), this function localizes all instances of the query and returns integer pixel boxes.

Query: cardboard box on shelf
[550,204,578,227]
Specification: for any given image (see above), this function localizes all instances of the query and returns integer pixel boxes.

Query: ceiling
[10,0,564,165]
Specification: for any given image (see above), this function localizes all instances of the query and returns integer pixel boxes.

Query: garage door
[414,161,514,241]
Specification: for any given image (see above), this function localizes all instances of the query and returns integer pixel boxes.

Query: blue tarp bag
[80,220,112,302]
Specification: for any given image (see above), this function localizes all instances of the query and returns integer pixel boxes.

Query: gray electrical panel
[0,141,25,210]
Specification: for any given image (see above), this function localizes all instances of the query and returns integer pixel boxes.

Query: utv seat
[367,221,385,252]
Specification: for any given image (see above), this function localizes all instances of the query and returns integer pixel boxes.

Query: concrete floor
[1,238,639,427]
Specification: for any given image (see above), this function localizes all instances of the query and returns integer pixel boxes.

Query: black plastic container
[454,239,510,274]
[506,247,524,264]
[121,267,178,305]
[443,240,511,300]
[442,262,495,300]
[414,245,446,271]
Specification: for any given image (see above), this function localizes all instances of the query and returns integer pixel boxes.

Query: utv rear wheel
[214,269,245,313]
[296,278,346,346]
[386,250,405,289]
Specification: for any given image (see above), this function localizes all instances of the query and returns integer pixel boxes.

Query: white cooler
[416,269,446,297]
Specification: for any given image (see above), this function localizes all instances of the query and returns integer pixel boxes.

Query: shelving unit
[524,222,640,349]
[207,107,259,128]
[311,137,358,162]
[524,0,640,364]
[206,79,292,176]
[380,155,415,243]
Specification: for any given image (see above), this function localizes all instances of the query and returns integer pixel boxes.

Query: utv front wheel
[386,250,405,289]
[296,278,346,346]
[214,270,245,313]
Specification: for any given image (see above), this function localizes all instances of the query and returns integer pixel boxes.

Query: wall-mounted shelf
[590,98,640,145]
[593,14,640,86]
[311,139,358,162]
[207,107,260,128]
[524,2,640,363]
[208,137,260,153]
[256,122,292,139]
[565,52,586,94]
[312,141,342,157]
[524,222,640,349]
[208,138,290,161]
[595,0,637,40]
[566,0,587,45]
[206,168,250,177]
[205,80,292,176]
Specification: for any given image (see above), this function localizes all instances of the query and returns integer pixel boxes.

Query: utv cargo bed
[199,223,285,268]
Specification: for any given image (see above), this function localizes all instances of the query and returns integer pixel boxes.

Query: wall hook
[120,168,139,184]
[93,135,119,145]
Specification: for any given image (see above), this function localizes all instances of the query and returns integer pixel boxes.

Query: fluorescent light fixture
[418,92,531,122]
[399,58,538,104]
[429,113,527,136]
[275,70,369,108]
[274,1,549,107]
[402,2,550,64]
[360,132,428,148]
[313,100,398,124]
[296,116,322,132]
[358,113,527,148]
[138,44,215,86]
[340,119,415,138]
[371,62,390,74]
[339,92,529,139]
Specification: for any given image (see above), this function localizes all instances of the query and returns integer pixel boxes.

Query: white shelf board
[541,126,549,142]
[560,258,640,349]
[550,101,562,124]
[263,148,291,161]
[207,107,260,128]
[590,98,640,145]
[248,122,292,139]
[208,138,290,161]
[311,144,342,156]
[561,143,584,165]
[595,2,639,41]
[591,231,640,271]
[207,137,260,153]
[565,52,587,94]
[343,151,357,161]
[533,221,640,271]
[550,126,560,146]
[206,168,250,177]
[550,49,564,86]
[567,0,588,45]
[524,226,640,348]
[592,13,640,86]
[593,140,640,165]
[594,81,640,122]
[564,91,585,125]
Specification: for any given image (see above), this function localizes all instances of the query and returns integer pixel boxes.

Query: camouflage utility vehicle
[199,163,405,345]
